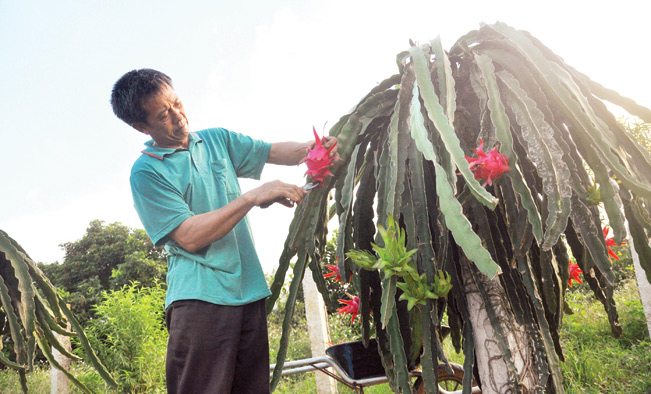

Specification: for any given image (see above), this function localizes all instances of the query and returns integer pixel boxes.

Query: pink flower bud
[336,294,360,324]
[569,260,583,287]
[603,225,626,261]
[323,264,342,282]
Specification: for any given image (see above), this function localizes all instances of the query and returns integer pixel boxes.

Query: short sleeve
[130,170,194,246]
[224,130,271,179]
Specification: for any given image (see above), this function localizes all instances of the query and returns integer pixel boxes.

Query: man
[110,68,337,394]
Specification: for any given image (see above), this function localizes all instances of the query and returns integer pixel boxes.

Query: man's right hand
[248,180,307,208]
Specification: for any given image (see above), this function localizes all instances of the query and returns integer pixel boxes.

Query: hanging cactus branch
[0,230,117,393]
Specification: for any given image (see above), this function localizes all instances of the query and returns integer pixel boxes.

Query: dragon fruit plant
[268,23,651,393]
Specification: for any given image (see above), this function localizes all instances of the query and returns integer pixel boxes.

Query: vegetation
[0,221,165,393]
[0,234,649,393]
[622,118,651,153]
[39,220,166,325]
[77,283,167,393]
[560,282,651,394]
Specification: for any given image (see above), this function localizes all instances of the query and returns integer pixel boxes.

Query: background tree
[267,22,651,393]
[39,220,166,324]
[623,118,651,153]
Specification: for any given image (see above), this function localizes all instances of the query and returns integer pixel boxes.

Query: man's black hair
[111,69,173,126]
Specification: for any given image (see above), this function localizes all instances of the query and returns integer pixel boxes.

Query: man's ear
[132,121,149,135]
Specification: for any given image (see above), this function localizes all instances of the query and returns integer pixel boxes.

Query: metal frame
[270,357,482,394]
[270,356,421,393]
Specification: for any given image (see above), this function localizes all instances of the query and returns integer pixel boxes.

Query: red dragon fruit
[301,127,337,185]
[465,139,510,186]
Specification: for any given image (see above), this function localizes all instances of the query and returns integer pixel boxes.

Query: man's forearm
[169,180,307,253]
[170,193,256,253]
[267,141,309,166]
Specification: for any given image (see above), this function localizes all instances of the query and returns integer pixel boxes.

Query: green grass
[0,363,104,394]
[560,280,651,394]
[0,363,48,394]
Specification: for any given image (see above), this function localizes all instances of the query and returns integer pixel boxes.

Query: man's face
[134,84,190,149]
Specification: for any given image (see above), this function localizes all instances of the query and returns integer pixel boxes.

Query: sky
[1,0,649,273]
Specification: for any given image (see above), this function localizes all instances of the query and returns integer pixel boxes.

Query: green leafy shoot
[347,214,452,310]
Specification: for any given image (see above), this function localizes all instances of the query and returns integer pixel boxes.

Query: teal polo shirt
[130,128,272,308]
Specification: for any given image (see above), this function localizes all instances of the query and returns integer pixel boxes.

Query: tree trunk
[461,258,540,394]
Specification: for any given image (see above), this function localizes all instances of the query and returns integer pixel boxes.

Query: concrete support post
[303,271,338,394]
[50,331,71,394]
[626,222,651,338]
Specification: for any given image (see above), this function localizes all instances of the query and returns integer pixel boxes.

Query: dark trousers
[165,299,270,394]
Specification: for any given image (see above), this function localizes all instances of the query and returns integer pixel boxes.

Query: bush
[76,282,167,393]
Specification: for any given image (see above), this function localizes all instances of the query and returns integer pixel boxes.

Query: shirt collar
[141,132,202,160]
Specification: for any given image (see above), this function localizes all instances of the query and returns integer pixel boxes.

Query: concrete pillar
[303,271,338,394]
[50,331,71,394]
[626,222,651,338]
